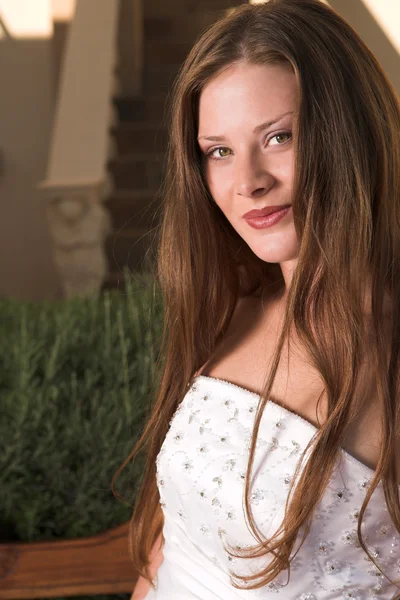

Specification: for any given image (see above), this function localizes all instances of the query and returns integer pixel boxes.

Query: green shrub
[0,273,164,544]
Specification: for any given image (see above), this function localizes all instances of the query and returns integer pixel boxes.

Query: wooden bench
[0,521,137,598]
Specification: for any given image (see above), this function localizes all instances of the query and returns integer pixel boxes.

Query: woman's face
[198,62,300,281]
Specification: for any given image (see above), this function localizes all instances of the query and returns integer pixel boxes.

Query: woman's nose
[234,154,274,198]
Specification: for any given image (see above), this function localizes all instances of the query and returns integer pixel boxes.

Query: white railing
[39,0,143,298]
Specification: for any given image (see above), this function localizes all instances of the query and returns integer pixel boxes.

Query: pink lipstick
[243,205,291,229]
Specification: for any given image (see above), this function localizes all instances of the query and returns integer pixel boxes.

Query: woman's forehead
[198,63,298,134]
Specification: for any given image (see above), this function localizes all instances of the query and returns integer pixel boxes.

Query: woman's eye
[206,147,232,161]
[268,131,292,146]
[204,132,292,161]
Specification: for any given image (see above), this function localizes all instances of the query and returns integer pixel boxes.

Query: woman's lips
[243,205,291,229]
[242,204,291,219]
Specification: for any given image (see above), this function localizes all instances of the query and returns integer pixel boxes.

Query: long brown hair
[112,0,400,593]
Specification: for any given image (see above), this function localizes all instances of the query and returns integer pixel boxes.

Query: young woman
[115,0,400,597]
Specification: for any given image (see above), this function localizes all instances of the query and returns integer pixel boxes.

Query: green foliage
[0,273,164,544]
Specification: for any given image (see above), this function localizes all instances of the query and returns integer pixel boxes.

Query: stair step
[144,0,194,17]
[187,0,244,11]
[143,65,181,93]
[113,95,170,123]
[143,12,228,42]
[105,227,156,272]
[144,40,192,65]
[144,0,240,17]
[110,123,168,154]
[105,190,162,229]
[107,153,165,190]
[144,15,180,39]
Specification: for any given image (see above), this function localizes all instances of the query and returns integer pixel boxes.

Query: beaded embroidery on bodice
[146,375,400,599]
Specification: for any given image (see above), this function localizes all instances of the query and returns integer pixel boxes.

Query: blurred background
[0,1,399,599]
[0,0,398,302]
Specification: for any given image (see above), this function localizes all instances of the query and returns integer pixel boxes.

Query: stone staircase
[103,0,245,291]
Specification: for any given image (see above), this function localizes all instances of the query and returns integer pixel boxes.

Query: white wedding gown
[144,375,400,599]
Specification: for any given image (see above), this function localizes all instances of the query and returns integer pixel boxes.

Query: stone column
[40,180,112,298]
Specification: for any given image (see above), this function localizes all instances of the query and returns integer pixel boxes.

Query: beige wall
[0,37,62,300]
[329,0,400,93]
[52,0,75,21]
[0,0,52,38]
[361,0,400,55]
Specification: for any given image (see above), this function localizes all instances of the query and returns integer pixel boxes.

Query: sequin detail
[155,375,400,598]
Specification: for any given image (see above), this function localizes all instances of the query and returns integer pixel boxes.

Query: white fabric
[144,375,400,599]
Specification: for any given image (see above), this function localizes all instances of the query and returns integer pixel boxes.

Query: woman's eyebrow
[252,110,294,134]
[197,110,293,142]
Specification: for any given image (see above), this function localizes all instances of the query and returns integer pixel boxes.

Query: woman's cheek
[208,170,232,209]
